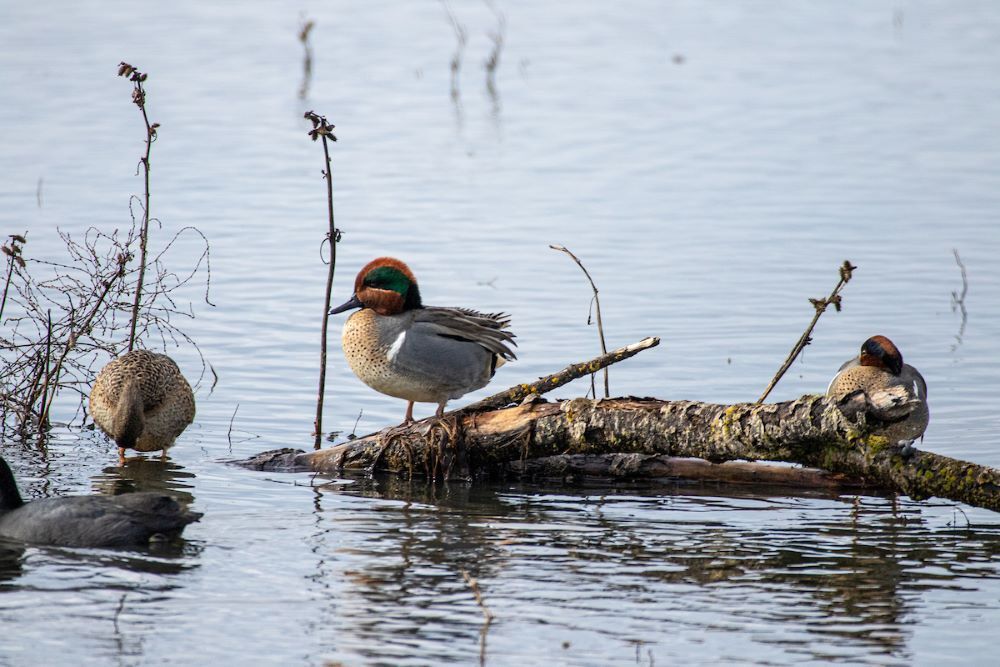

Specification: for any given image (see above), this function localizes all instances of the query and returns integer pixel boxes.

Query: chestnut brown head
[859,335,903,375]
[330,257,423,317]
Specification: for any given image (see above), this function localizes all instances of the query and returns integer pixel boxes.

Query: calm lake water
[3,1,1000,664]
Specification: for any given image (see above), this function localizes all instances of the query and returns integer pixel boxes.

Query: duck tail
[114,379,145,450]
[0,457,25,510]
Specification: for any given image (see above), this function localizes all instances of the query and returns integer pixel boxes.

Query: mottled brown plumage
[89,350,195,454]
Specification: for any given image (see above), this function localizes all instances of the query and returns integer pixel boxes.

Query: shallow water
[2,1,1000,664]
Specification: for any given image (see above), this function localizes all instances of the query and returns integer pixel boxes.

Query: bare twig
[304,111,341,450]
[550,245,609,398]
[36,310,53,431]
[0,234,26,324]
[756,260,855,404]
[41,255,128,424]
[458,336,657,416]
[118,62,159,352]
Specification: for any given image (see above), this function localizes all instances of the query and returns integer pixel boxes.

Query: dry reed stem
[305,111,340,450]
[550,245,610,398]
[118,62,158,352]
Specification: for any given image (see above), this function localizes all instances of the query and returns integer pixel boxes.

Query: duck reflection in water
[93,455,198,506]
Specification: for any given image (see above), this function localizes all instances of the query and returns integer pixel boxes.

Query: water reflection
[90,457,197,506]
[0,540,25,583]
[951,249,969,351]
[307,479,1000,664]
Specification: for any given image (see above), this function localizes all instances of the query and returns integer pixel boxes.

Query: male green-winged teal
[827,335,928,443]
[89,349,196,459]
[330,257,516,423]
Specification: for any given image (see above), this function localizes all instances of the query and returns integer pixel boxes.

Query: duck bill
[330,294,364,315]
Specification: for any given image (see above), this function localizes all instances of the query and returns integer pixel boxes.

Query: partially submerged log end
[234,447,306,472]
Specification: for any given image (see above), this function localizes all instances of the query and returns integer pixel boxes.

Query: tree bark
[238,393,1000,513]
[236,336,1000,513]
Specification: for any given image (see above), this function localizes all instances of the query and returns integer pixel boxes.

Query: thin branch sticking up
[0,233,27,324]
[304,111,341,450]
[459,336,657,416]
[550,245,610,398]
[117,62,159,352]
[756,260,855,404]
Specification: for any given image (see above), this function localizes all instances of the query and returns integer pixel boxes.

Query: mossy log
[237,337,1000,513]
[240,394,1000,513]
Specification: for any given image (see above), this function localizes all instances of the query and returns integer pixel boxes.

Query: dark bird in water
[0,456,201,548]
[89,349,196,460]
[827,335,929,443]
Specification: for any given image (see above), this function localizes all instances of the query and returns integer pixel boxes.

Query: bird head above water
[330,257,423,316]
[329,256,516,423]
[859,335,904,376]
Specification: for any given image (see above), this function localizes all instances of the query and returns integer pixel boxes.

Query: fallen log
[236,337,1000,513]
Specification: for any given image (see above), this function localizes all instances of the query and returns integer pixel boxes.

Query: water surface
[2,1,1000,664]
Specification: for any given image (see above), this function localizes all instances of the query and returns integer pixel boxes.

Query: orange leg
[118,447,126,465]
[404,401,415,424]
[435,403,446,418]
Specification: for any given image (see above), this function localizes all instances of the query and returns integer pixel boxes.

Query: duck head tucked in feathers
[827,335,928,444]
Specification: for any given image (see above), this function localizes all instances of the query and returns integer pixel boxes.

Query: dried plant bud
[118,62,135,77]
[830,295,842,312]
[151,123,160,130]
[839,260,856,282]
[15,256,25,269]
[808,297,826,312]
[138,72,147,82]
[2,245,12,257]
[11,234,26,244]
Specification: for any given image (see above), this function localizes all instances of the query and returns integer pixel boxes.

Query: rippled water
[3,1,1000,664]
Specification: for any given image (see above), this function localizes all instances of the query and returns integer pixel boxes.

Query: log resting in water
[238,337,1000,513]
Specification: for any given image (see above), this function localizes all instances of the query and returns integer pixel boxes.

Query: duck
[89,349,196,459]
[330,257,516,423]
[827,335,929,443]
[0,456,201,548]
